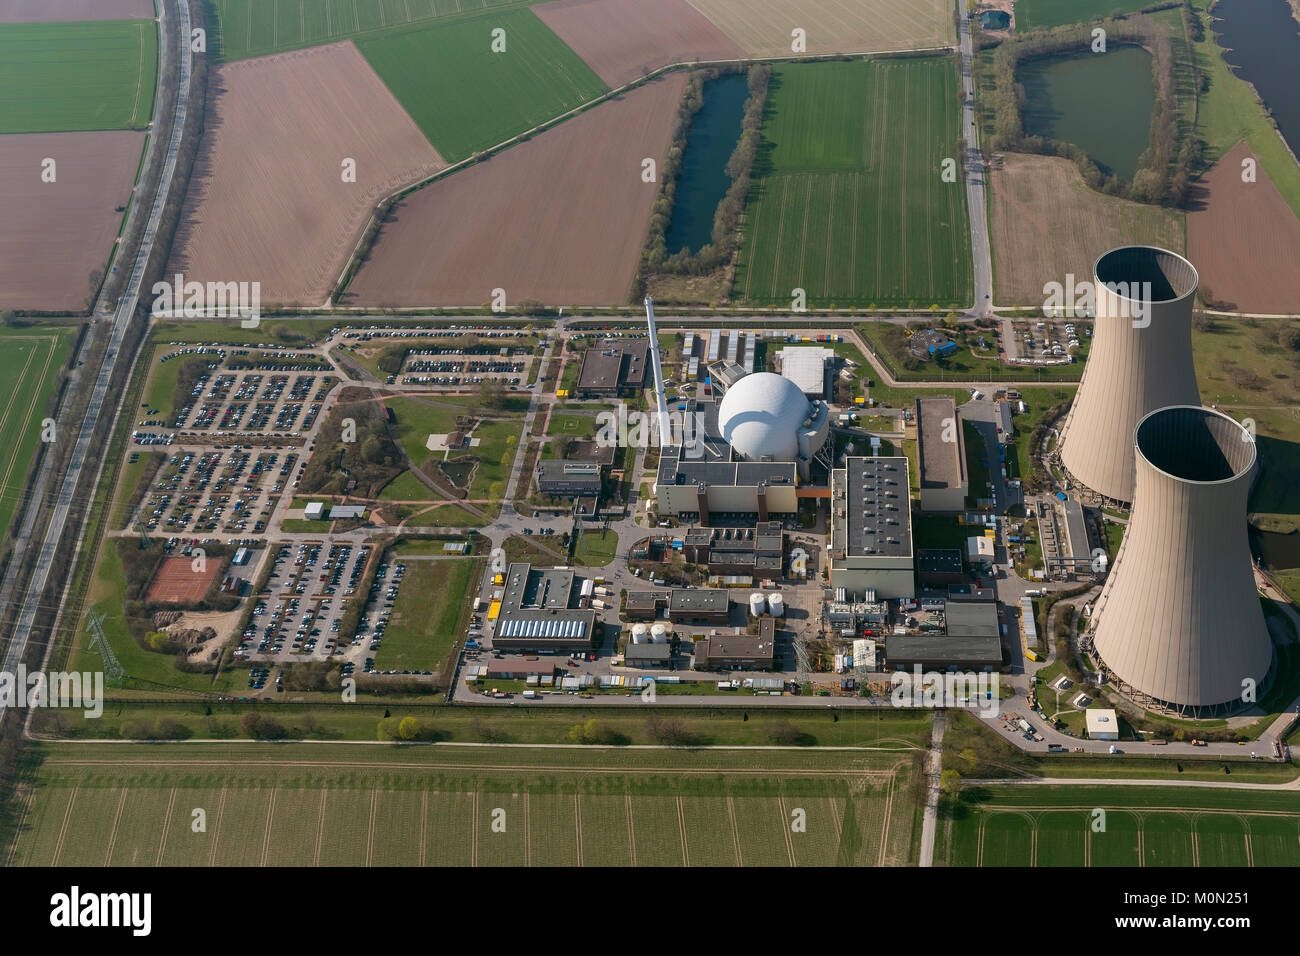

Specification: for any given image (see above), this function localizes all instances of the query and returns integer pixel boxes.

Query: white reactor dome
[717,372,812,462]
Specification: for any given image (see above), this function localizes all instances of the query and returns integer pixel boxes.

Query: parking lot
[354,558,417,676]
[238,541,373,663]
[1004,318,1089,364]
[134,447,301,536]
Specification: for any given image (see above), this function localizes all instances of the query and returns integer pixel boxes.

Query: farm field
[733,58,972,309]
[6,742,921,867]
[355,9,607,163]
[211,0,543,61]
[347,73,685,306]
[167,41,445,307]
[989,153,1185,307]
[1187,142,1300,315]
[1012,0,1150,30]
[0,328,73,546]
[373,557,480,672]
[942,784,1300,866]
[0,0,155,21]
[0,19,156,132]
[534,0,744,87]
[0,130,147,310]
[684,0,953,57]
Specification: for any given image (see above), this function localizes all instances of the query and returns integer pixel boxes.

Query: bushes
[297,392,403,496]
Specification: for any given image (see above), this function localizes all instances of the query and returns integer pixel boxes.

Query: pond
[1213,0,1300,158]
[439,458,476,488]
[1020,44,1154,181]
[664,72,749,255]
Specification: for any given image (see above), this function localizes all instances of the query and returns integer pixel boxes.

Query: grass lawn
[374,557,480,672]
[734,58,971,309]
[572,528,618,567]
[356,9,607,163]
[386,396,472,463]
[0,19,157,132]
[377,468,436,501]
[403,503,485,528]
[1012,0,1150,29]
[546,410,595,437]
[0,328,74,545]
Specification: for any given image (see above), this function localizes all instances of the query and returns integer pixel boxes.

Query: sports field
[355,10,606,162]
[943,785,1300,866]
[733,58,972,309]
[211,0,543,60]
[7,743,921,866]
[0,328,73,545]
[0,19,157,132]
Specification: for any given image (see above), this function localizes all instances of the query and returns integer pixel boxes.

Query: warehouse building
[576,338,650,395]
[775,346,835,399]
[693,618,776,670]
[624,643,673,668]
[493,563,600,652]
[885,601,1001,670]
[916,396,968,511]
[828,456,915,599]
[535,459,604,496]
[621,588,730,624]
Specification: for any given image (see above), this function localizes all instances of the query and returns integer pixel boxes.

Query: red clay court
[145,555,220,605]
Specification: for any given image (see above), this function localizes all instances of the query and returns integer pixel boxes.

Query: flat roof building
[886,600,1001,670]
[668,588,729,623]
[493,562,600,651]
[828,456,915,599]
[625,643,672,668]
[775,346,834,399]
[916,396,968,511]
[536,459,604,496]
[693,618,776,670]
[1085,708,1120,740]
[576,338,650,395]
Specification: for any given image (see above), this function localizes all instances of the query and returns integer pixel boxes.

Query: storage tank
[767,592,784,616]
[631,623,649,644]
[650,622,671,643]
[749,592,767,616]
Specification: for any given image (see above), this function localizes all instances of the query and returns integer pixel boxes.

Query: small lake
[665,72,749,256]
[1256,529,1300,571]
[1213,0,1300,158]
[1020,44,1154,181]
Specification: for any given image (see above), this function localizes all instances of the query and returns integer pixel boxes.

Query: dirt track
[1187,142,1300,315]
[0,130,145,311]
[0,0,154,20]
[534,0,745,87]
[348,73,687,309]
[168,41,445,307]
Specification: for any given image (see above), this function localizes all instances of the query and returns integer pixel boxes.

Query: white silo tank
[749,592,767,616]
[631,623,649,644]
[768,592,784,616]
[650,622,671,643]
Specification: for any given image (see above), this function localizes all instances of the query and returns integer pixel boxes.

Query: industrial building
[492,562,601,652]
[916,396,969,511]
[693,618,776,670]
[535,459,604,496]
[1087,406,1274,716]
[774,346,835,399]
[576,337,650,395]
[885,601,1001,670]
[680,522,784,577]
[621,588,730,624]
[1057,246,1201,504]
[1085,708,1120,741]
[624,643,672,668]
[828,456,915,599]
[917,549,965,587]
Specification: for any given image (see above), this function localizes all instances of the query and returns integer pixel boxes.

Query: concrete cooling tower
[1089,406,1274,717]
[1058,246,1201,504]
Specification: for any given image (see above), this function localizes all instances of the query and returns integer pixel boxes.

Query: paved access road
[958,6,994,317]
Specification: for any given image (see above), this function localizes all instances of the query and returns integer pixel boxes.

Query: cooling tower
[1090,406,1273,717]
[1058,246,1201,504]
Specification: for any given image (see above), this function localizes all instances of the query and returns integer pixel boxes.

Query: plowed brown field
[0,130,145,311]
[168,41,445,307]
[534,0,744,87]
[347,73,687,309]
[0,0,154,21]
[989,153,1184,306]
[1187,142,1300,315]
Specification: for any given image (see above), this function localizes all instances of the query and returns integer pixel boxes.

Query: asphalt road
[958,8,994,316]
[0,0,193,705]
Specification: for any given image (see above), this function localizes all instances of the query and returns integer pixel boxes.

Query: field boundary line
[975,818,984,866]
[366,789,378,866]
[259,786,277,867]
[675,795,689,866]
[471,790,478,867]
[624,790,634,868]
[51,785,79,867]
[778,795,796,866]
[1138,818,1145,865]
[4,784,36,867]
[0,344,40,504]
[208,786,226,867]
[523,792,530,867]
[103,788,128,867]
[978,803,1300,817]
[1085,827,1091,867]
[1191,828,1199,867]
[155,787,178,865]
[419,790,427,865]
[1243,831,1254,867]
[726,796,742,866]
[767,176,792,301]
[574,793,583,867]
[897,66,912,300]
[130,22,147,127]
[877,769,895,866]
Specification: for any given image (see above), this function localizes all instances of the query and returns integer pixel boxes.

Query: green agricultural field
[374,557,480,672]
[1012,0,1150,30]
[942,784,1300,866]
[355,9,607,163]
[734,58,972,310]
[0,19,157,132]
[211,0,545,61]
[0,328,74,546]
[5,742,921,866]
